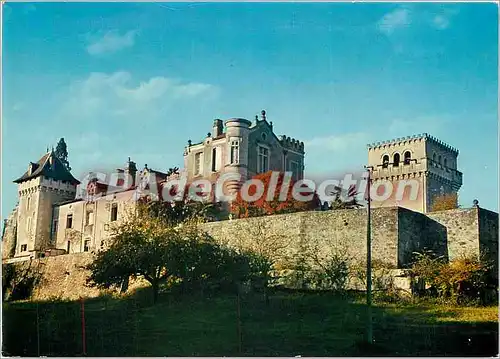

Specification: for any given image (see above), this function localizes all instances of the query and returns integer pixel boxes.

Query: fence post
[80,297,87,355]
[237,287,242,355]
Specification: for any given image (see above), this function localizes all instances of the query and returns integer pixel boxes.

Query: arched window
[382,155,389,168]
[433,153,436,162]
[393,153,400,167]
[404,151,411,165]
[444,158,447,167]
[438,155,442,165]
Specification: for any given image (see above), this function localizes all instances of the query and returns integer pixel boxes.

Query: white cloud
[377,8,411,35]
[430,8,458,30]
[61,71,218,122]
[86,30,137,55]
[432,15,450,30]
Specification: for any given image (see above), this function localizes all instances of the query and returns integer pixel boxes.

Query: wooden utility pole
[364,166,373,344]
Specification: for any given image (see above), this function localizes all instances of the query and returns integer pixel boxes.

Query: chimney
[213,119,223,137]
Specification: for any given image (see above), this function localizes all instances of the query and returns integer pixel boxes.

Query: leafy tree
[328,185,362,210]
[166,167,180,177]
[231,171,319,218]
[55,137,71,171]
[85,215,177,303]
[137,194,223,226]
[431,193,459,212]
[86,203,253,303]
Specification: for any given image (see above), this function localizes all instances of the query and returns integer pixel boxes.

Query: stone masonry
[6,205,496,301]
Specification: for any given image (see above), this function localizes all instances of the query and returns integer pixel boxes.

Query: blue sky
[2,2,498,217]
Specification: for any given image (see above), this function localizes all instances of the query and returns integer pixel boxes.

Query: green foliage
[138,197,225,225]
[86,205,270,303]
[2,262,44,301]
[54,137,71,171]
[351,259,404,302]
[328,185,362,210]
[408,251,496,305]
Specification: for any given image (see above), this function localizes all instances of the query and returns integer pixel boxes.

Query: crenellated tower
[367,133,463,213]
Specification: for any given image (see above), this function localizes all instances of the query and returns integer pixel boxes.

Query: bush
[352,260,403,302]
[408,251,497,305]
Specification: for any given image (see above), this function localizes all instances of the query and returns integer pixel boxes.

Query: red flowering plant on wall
[230,171,320,219]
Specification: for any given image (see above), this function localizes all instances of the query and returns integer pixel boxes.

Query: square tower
[367,133,463,213]
[13,151,80,256]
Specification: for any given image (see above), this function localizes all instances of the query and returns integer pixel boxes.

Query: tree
[55,137,71,171]
[86,202,249,303]
[231,171,319,219]
[328,184,362,210]
[85,215,177,303]
[431,193,459,212]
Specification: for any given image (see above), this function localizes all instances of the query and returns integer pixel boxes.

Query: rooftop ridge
[366,133,459,154]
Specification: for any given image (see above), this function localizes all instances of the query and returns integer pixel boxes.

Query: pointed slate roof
[13,151,80,185]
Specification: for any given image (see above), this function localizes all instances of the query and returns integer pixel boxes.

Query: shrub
[408,251,497,305]
[431,193,459,212]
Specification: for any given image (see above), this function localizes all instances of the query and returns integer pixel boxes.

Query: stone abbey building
[0,111,478,261]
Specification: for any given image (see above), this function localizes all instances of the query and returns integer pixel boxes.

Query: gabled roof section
[13,151,80,185]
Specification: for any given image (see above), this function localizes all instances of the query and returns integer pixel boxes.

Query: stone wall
[397,207,448,266]
[201,207,401,269]
[478,208,499,272]
[3,206,497,301]
[2,207,18,259]
[426,207,481,260]
[4,253,148,301]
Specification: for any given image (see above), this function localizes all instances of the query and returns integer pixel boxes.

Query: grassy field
[2,289,498,356]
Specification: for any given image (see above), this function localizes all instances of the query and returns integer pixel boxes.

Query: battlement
[367,133,459,155]
[279,135,305,153]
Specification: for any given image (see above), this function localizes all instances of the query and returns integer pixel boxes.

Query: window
[194,152,202,175]
[67,241,71,253]
[21,244,27,252]
[438,155,442,165]
[444,158,448,167]
[290,161,300,180]
[52,220,58,236]
[393,153,400,167]
[382,155,389,168]
[404,151,411,165]
[83,240,91,252]
[230,141,239,164]
[111,203,118,222]
[258,146,269,173]
[433,153,436,162]
[27,217,32,232]
[66,214,73,229]
[85,211,94,225]
[212,148,217,172]
[26,197,31,211]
